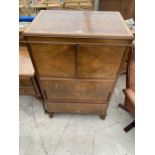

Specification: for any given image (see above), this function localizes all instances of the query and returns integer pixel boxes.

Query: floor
[19,75,135,155]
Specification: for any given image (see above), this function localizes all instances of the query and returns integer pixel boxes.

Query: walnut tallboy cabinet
[23,10,133,118]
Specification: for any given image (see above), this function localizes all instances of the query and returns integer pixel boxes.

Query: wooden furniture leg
[118,103,129,112]
[118,103,135,132]
[49,112,54,118]
[124,120,135,132]
[99,114,106,120]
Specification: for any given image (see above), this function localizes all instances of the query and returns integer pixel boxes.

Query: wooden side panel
[99,0,135,20]
[29,44,76,78]
[41,79,113,101]
[19,76,41,97]
[78,46,125,79]
[19,46,35,77]
[19,77,32,86]
[100,0,122,12]
[24,10,133,39]
[20,86,36,96]
[46,102,107,114]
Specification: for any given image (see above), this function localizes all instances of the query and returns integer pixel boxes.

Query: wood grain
[24,10,133,39]
[78,46,125,79]
[99,0,135,20]
[29,44,76,77]
[19,45,41,97]
[23,11,133,117]
[41,79,113,101]
[46,102,107,114]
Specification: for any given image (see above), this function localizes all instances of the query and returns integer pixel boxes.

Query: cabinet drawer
[41,79,114,101]
[19,78,33,86]
[46,102,107,114]
[19,86,36,95]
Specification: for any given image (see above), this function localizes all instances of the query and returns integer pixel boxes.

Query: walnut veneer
[99,0,135,20]
[23,10,133,118]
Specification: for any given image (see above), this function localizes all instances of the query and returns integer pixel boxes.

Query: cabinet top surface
[24,10,133,39]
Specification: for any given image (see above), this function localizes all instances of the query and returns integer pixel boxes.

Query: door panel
[78,46,125,79]
[29,44,76,78]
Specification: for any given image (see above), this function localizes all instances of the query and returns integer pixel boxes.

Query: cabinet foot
[49,113,54,118]
[99,114,106,120]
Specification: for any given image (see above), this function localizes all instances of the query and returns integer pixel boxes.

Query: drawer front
[19,78,33,86]
[46,102,107,114]
[78,46,125,79]
[19,86,36,95]
[41,79,114,101]
[29,44,76,78]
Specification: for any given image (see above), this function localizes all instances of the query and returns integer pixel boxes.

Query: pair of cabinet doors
[30,44,125,79]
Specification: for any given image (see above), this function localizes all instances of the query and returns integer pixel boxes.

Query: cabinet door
[78,46,125,79]
[29,44,76,78]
